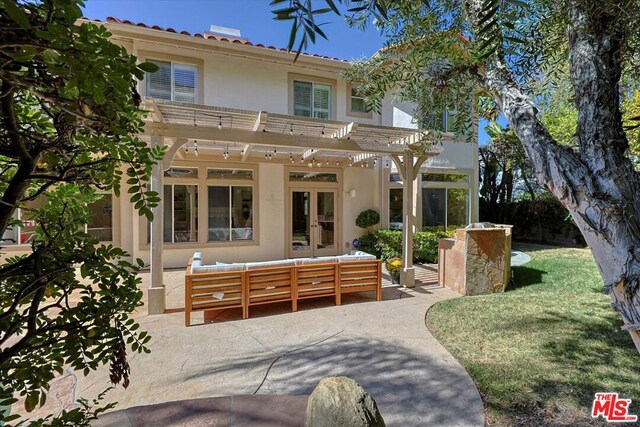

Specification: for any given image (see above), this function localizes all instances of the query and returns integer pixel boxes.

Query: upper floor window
[293,80,332,119]
[429,97,461,133]
[350,87,368,114]
[146,60,197,103]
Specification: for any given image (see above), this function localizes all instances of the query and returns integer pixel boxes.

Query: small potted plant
[385,257,402,284]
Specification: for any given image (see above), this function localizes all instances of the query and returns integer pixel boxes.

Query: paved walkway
[20,265,485,426]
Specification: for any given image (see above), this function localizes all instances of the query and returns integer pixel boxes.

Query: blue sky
[82,0,493,144]
[82,0,386,59]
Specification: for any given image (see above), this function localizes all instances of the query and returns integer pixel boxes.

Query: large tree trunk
[466,0,640,352]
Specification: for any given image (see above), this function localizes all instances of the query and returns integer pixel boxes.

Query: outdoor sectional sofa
[184,251,382,326]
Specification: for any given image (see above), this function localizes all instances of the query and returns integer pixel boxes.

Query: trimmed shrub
[358,228,456,264]
[355,209,381,230]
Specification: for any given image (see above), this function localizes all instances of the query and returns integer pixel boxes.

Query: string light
[218,117,222,130]
[289,124,294,135]
[194,140,198,156]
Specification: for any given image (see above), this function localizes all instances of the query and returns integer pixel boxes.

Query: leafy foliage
[355,208,380,229]
[359,228,455,263]
[0,1,163,424]
[622,88,640,165]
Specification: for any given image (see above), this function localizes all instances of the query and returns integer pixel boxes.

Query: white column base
[147,286,166,315]
[401,267,416,288]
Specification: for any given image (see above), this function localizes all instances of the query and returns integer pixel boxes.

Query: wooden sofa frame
[185,258,382,326]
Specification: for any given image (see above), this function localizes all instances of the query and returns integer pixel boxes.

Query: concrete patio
[32,265,484,426]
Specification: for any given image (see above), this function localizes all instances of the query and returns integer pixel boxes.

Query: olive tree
[273,0,640,352]
[0,0,162,424]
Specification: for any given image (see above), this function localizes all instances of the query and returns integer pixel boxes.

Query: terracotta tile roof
[92,17,349,63]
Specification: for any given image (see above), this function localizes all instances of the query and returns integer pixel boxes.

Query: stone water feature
[438,223,512,295]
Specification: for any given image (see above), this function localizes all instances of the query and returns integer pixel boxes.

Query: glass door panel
[422,188,446,228]
[315,191,336,255]
[291,190,312,256]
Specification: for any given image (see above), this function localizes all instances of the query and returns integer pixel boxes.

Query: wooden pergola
[142,99,441,314]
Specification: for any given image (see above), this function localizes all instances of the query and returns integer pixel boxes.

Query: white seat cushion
[245,259,296,270]
[191,263,246,274]
[294,256,338,265]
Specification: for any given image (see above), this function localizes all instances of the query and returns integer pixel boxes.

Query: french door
[289,189,338,258]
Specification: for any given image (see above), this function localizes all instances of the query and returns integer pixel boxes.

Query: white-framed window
[387,171,471,230]
[350,87,368,114]
[207,168,254,242]
[389,188,403,230]
[86,193,114,241]
[163,184,199,243]
[208,186,253,242]
[1,194,114,245]
[145,60,197,103]
[293,80,332,119]
[421,188,469,228]
[421,172,470,229]
[428,95,460,133]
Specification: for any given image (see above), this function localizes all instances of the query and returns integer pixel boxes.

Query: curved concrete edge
[424,301,486,425]
[92,395,308,427]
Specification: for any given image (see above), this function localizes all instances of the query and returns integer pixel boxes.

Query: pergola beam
[329,122,358,139]
[145,122,402,154]
[352,153,378,166]
[301,148,318,160]
[253,111,268,132]
[241,144,252,161]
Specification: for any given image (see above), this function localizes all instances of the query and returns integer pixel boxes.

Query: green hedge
[358,228,456,263]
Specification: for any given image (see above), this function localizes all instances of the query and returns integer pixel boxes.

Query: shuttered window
[146,60,197,103]
[293,80,332,119]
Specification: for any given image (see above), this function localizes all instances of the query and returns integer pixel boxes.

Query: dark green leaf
[4,0,30,29]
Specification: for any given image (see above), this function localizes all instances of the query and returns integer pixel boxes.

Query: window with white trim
[1,195,114,245]
[163,184,199,243]
[421,172,470,229]
[86,194,113,241]
[293,80,332,119]
[207,168,254,242]
[145,60,197,103]
[350,87,368,113]
[208,186,253,242]
[389,188,403,230]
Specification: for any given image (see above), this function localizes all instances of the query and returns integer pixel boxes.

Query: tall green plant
[0,1,163,424]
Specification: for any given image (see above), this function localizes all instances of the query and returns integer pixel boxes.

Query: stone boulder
[305,377,385,427]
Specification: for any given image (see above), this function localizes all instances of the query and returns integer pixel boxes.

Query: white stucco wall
[342,167,379,250]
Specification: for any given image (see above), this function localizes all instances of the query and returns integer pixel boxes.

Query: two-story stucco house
[1,17,479,312]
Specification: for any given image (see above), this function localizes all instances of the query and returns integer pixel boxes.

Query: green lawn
[426,244,640,426]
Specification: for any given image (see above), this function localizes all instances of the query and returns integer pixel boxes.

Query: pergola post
[392,151,430,288]
[401,152,416,288]
[148,134,165,315]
